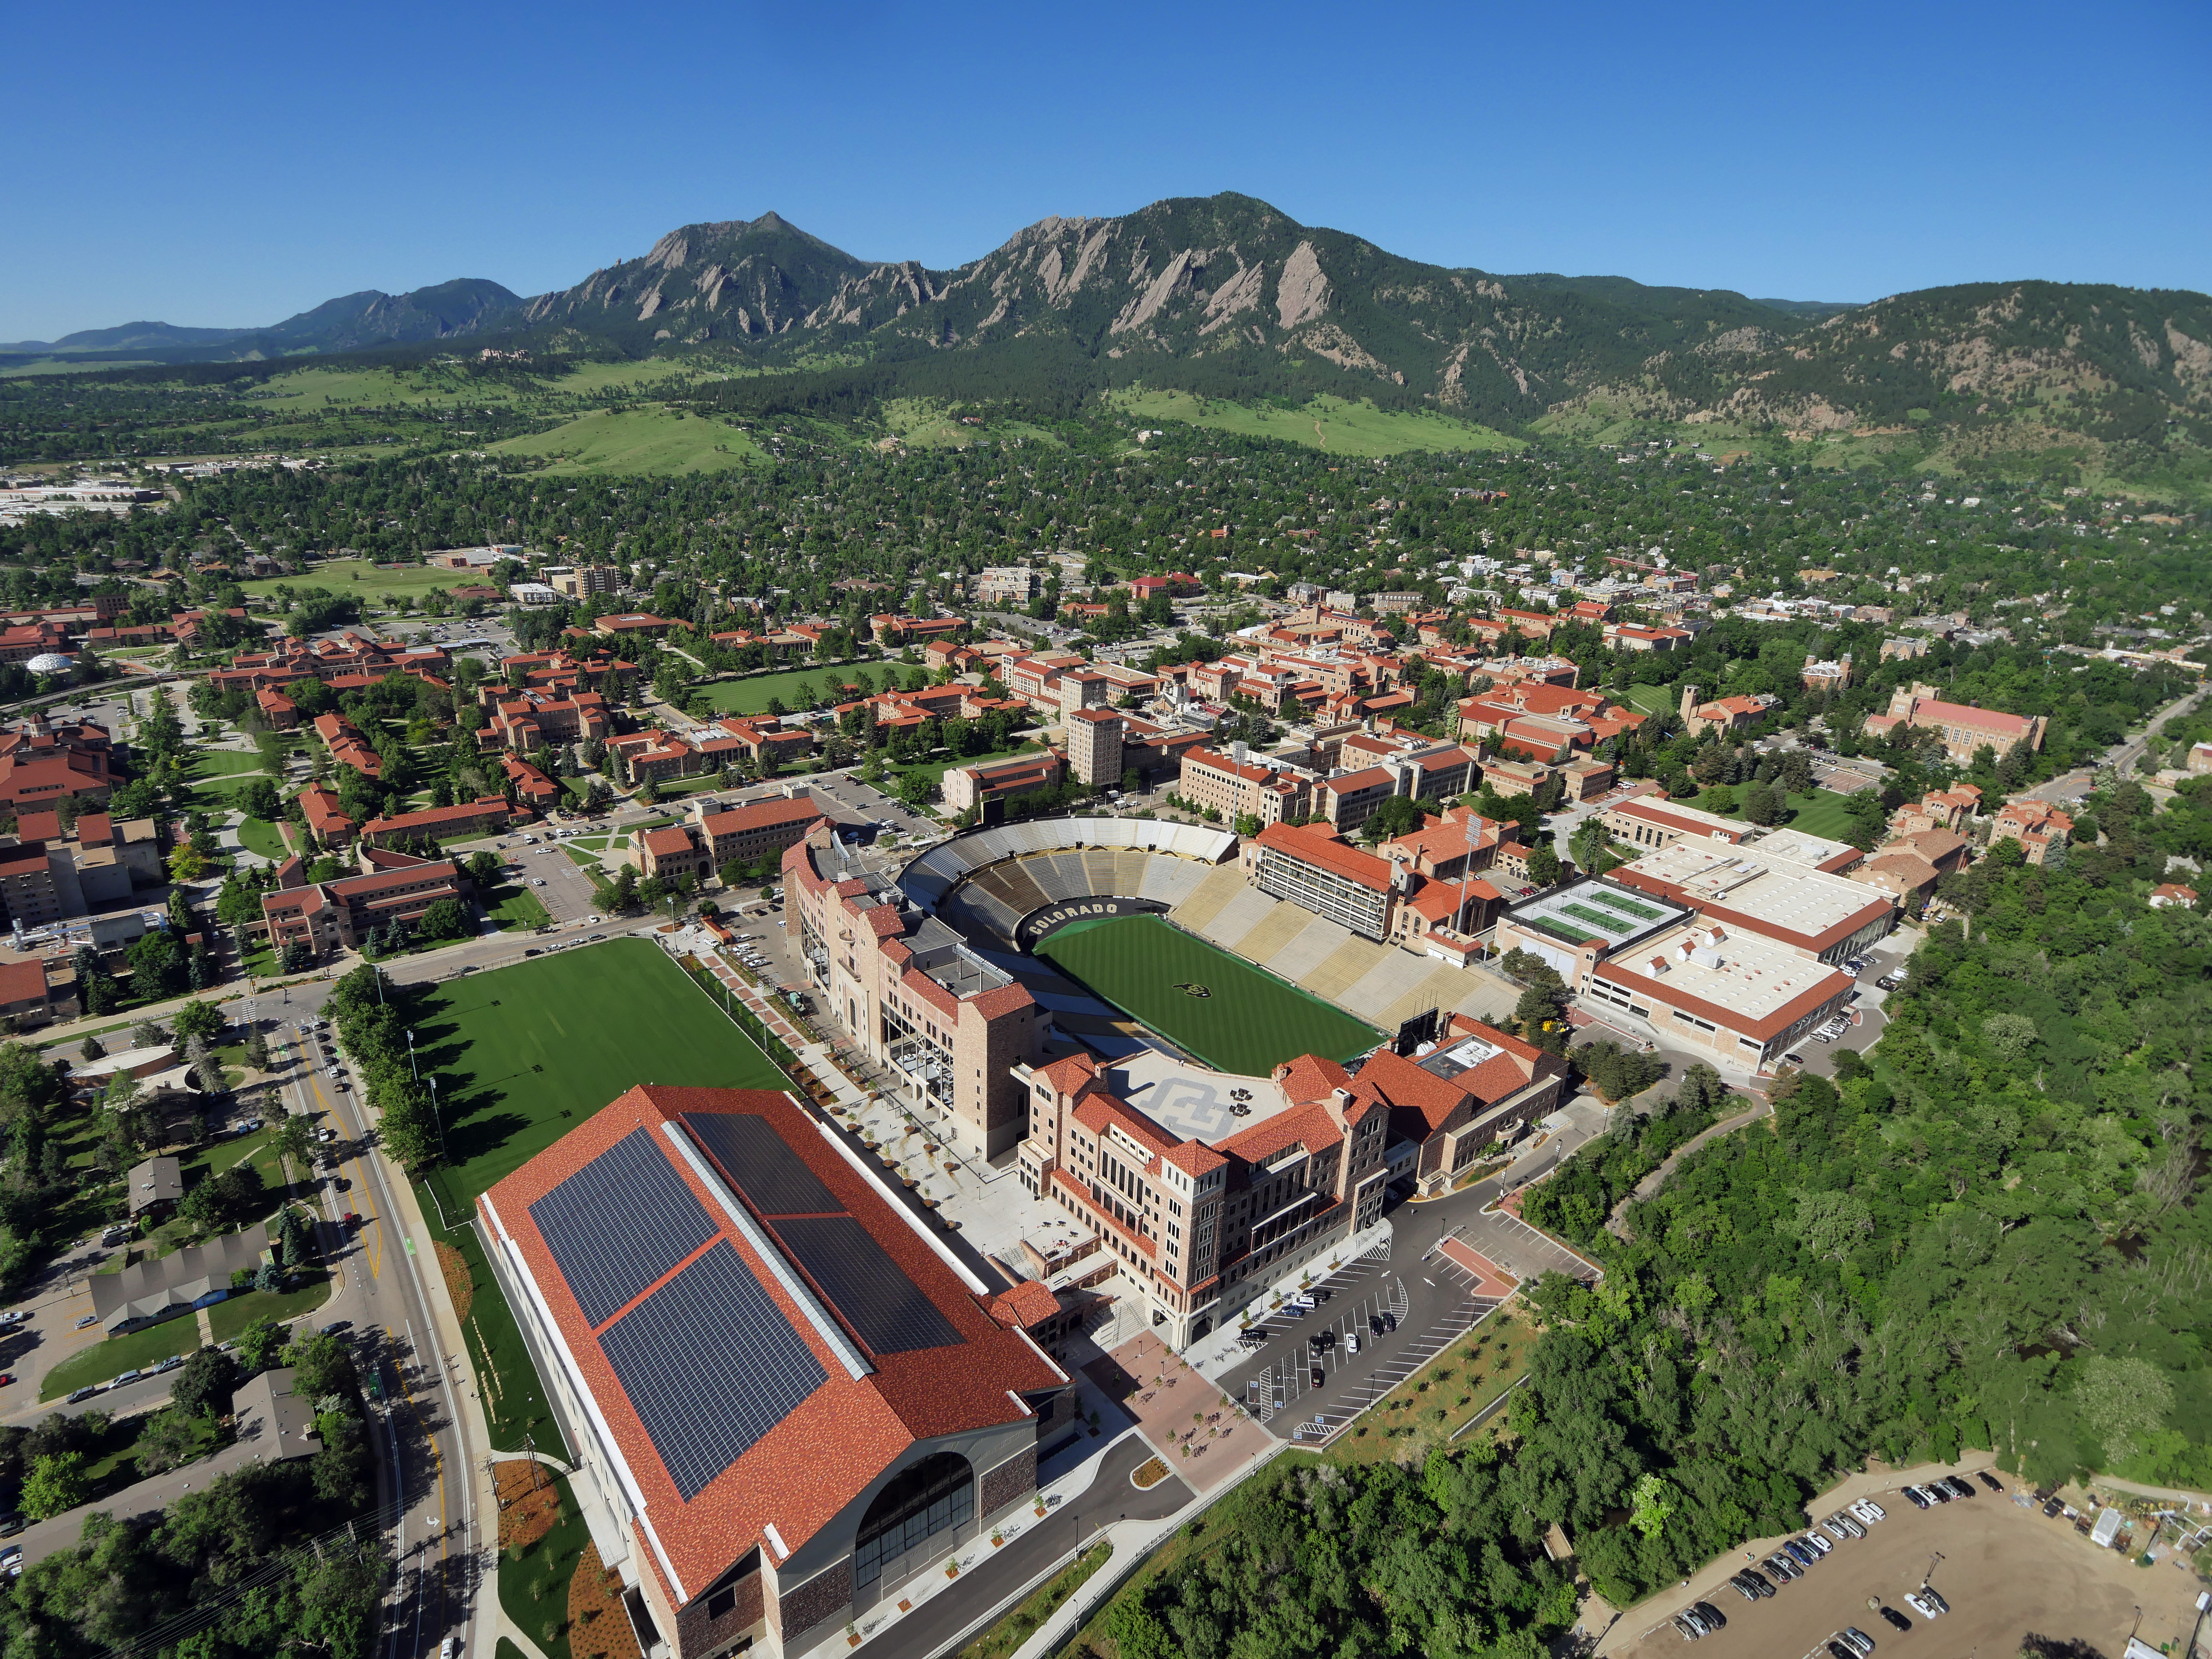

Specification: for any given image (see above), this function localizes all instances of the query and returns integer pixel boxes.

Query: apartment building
[1678,684,1780,737]
[542,564,621,601]
[975,567,1041,606]
[1598,796,1758,853]
[481,688,613,754]
[1991,798,2072,866]
[783,822,1045,1159]
[1357,1018,1571,1195]
[1175,746,1310,826]
[1064,709,1125,787]
[297,783,357,847]
[0,717,116,812]
[1012,1046,1391,1348]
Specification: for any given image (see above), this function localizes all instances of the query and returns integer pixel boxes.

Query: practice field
[413,938,786,1214]
[1036,914,1380,1075]
[489,406,762,474]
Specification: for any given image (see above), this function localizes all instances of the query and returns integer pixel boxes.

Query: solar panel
[529,1129,718,1327]
[600,1241,829,1499]
[682,1112,841,1217]
[773,1215,961,1355]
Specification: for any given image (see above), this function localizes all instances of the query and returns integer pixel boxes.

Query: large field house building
[481,1086,1071,1659]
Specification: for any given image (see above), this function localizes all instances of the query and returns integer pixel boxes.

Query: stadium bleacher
[899,817,1239,949]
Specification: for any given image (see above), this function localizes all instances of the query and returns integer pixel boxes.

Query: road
[270,1008,487,1659]
[873,1434,1191,1659]
[2016,684,2204,805]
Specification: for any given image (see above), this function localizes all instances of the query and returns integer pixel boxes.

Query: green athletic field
[413,937,787,1212]
[1035,914,1381,1075]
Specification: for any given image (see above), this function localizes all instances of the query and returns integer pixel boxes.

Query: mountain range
[8,194,2209,460]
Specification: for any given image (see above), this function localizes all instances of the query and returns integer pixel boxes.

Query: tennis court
[1035,914,1381,1075]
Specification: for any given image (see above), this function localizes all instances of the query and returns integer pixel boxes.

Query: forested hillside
[1519,775,2212,1604]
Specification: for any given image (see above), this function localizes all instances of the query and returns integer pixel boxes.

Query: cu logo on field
[1173,982,1213,998]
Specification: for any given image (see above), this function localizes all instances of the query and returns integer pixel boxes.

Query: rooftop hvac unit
[1691,947,1723,969]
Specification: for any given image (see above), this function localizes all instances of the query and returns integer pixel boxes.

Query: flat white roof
[1104,1048,1292,1143]
[1619,843,1885,941]
[1748,826,1860,868]
[1597,921,1850,1025]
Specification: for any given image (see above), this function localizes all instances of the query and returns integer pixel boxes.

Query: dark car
[1977,1471,2005,1493]
[1784,1539,1819,1566]
[1368,1315,1386,1337]
[1381,1310,1397,1333]
[1904,1486,1933,1509]
[319,1320,352,1337]
[1940,1476,1975,1499]
[0,1514,21,1539]
[1925,1481,1953,1503]
[1828,1644,1859,1659]
[2042,1496,2066,1517]
[1876,975,1902,991]
[1878,1607,1913,1633]
[1690,1602,1726,1631]
[1741,1567,1772,1594]
[1307,1331,1333,1353]
[1310,1365,1325,1389]
[1764,1553,1801,1581]
[1728,1576,1759,1602]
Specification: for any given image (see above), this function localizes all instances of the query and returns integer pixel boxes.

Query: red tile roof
[480,1085,1061,1601]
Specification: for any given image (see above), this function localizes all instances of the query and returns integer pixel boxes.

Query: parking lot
[1212,1245,1511,1442]
[496,829,602,925]
[1609,1470,2201,1659]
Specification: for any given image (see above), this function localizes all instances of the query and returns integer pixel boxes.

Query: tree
[167,842,209,883]
[79,1036,105,1063]
[134,1407,205,1476]
[236,1313,288,1376]
[416,899,471,942]
[172,1000,225,1044]
[244,1027,270,1070]
[1526,842,1564,888]
[466,850,502,888]
[283,1330,357,1403]
[21,1450,88,1519]
[2075,1356,2174,1466]
[1362,795,1428,843]
[895,769,937,810]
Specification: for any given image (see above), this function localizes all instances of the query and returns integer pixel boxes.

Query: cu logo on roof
[1173,983,1213,998]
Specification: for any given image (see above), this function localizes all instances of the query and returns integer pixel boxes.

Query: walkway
[1605,1098,1772,1235]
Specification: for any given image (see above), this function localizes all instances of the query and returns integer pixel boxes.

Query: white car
[1848,1498,1886,1523]
[1801,1530,1832,1555]
[1902,1592,1943,1621]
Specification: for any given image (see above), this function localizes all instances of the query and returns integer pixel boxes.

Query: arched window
[853,1452,972,1590]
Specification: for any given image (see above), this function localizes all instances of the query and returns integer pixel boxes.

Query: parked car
[1876,975,1903,991]
[1976,1471,2005,1492]
[1831,1511,1864,1538]
[1801,1529,1833,1554]
[1839,1627,1875,1655]
[1690,1603,1726,1631]
[1346,1332,1360,1356]
[2041,1496,2066,1517]
[1309,1365,1324,1389]
[1783,1539,1818,1566]
[1903,1485,1934,1508]
[154,1356,184,1374]
[1903,1592,1943,1621]
[65,1385,102,1403]
[1939,1475,1975,1499]
[1878,1607,1913,1633]
[1728,1576,1760,1603]
[73,1313,98,1330]
[1764,1552,1800,1581]
[112,1369,143,1387]
[1673,1615,1704,1642]
[1850,1498,1886,1523]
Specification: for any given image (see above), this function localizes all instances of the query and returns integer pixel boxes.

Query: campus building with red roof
[480,1086,1069,1659]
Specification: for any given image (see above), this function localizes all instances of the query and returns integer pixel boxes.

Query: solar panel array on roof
[600,1241,829,1499]
[681,1112,840,1217]
[529,1129,717,1327]
[774,1214,962,1355]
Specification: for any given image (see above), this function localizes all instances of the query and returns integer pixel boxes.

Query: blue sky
[3,0,2205,340]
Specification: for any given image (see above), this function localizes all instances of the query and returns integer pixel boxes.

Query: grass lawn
[434,1209,565,1455]
[570,837,610,852]
[483,885,553,931]
[955,1540,1113,1659]
[1777,787,1866,840]
[236,816,291,860]
[239,559,474,606]
[41,1320,199,1400]
[1622,683,1677,717]
[206,1272,335,1344]
[1036,915,1381,1074]
[1106,389,1521,457]
[188,750,267,779]
[689,664,863,716]
[489,407,762,476]
[499,1476,591,1659]
[414,938,787,1211]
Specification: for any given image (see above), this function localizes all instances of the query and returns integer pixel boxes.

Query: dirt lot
[1613,1484,2200,1659]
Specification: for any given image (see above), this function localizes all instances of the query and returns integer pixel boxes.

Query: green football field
[413,937,788,1212]
[1035,914,1381,1075]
